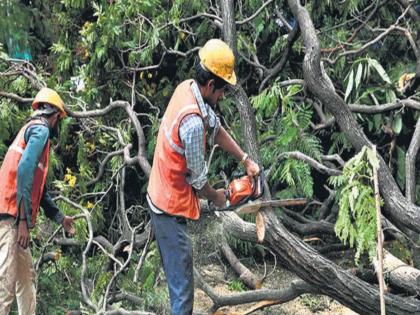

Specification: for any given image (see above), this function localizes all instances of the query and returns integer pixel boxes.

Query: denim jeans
[149,210,194,315]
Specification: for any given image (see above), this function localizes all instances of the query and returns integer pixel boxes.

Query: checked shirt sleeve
[179,114,208,190]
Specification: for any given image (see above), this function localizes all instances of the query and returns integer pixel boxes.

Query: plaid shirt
[180,81,220,190]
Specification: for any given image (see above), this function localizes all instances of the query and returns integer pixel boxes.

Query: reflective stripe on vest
[9,145,47,172]
[162,104,200,155]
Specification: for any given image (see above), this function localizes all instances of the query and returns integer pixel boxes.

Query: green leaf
[355,63,363,90]
[345,68,354,101]
[392,114,403,135]
[368,58,391,84]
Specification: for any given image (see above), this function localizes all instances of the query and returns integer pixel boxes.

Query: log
[373,250,420,296]
[219,236,262,289]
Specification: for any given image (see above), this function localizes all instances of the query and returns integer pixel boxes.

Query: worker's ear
[207,79,216,93]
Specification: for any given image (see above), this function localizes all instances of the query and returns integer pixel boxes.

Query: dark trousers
[149,210,194,315]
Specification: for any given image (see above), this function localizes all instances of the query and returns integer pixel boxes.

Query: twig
[372,145,386,315]
[133,224,153,282]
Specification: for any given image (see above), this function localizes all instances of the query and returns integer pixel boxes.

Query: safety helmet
[32,87,67,118]
[199,39,237,85]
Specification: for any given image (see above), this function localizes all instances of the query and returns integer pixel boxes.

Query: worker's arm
[214,126,260,176]
[16,124,49,248]
[40,191,75,234]
[40,190,64,223]
[16,124,74,248]
[17,124,50,227]
[197,183,226,208]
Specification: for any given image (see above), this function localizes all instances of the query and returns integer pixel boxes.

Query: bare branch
[349,99,420,113]
[68,100,151,176]
[0,91,32,103]
[236,0,274,25]
[195,267,316,312]
[267,151,343,180]
[325,5,413,65]
[219,235,262,289]
[406,118,420,202]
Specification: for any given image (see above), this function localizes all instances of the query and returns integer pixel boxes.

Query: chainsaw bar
[212,198,308,214]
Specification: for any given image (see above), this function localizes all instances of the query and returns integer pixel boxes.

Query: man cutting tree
[147,39,260,315]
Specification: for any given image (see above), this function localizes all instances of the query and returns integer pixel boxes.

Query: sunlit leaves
[329,146,381,264]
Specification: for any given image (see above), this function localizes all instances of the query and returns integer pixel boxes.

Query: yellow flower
[54,249,62,261]
[87,142,96,152]
[86,201,94,209]
[147,73,153,79]
[68,176,77,188]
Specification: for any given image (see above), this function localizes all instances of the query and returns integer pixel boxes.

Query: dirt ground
[193,263,359,315]
[190,215,359,315]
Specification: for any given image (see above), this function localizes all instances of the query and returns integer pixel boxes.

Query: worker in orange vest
[0,88,75,315]
[147,39,260,314]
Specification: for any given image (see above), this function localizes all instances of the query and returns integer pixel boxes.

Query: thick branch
[349,99,420,113]
[373,250,420,296]
[0,91,32,103]
[219,235,262,289]
[406,118,420,202]
[195,268,316,312]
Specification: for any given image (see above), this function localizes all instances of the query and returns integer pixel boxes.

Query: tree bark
[374,250,420,296]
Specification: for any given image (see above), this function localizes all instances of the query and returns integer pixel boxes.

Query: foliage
[329,146,381,264]
[252,83,323,198]
[228,279,247,292]
[300,294,330,313]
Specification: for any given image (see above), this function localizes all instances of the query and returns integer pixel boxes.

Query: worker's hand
[213,189,227,208]
[17,220,30,249]
[245,158,260,177]
[62,216,76,236]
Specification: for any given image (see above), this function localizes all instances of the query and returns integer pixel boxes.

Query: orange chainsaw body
[226,175,263,206]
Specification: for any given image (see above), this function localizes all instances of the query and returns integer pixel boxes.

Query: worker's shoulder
[180,113,204,129]
[25,123,50,142]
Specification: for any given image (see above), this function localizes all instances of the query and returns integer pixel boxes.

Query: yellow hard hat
[32,87,67,118]
[199,39,237,85]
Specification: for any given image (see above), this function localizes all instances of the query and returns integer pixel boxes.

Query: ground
[193,263,358,315]
[190,214,359,315]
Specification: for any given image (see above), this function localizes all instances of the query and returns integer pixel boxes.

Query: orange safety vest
[0,119,50,228]
[147,80,206,220]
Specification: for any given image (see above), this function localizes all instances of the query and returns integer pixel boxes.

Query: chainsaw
[224,172,265,208]
[209,171,307,214]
